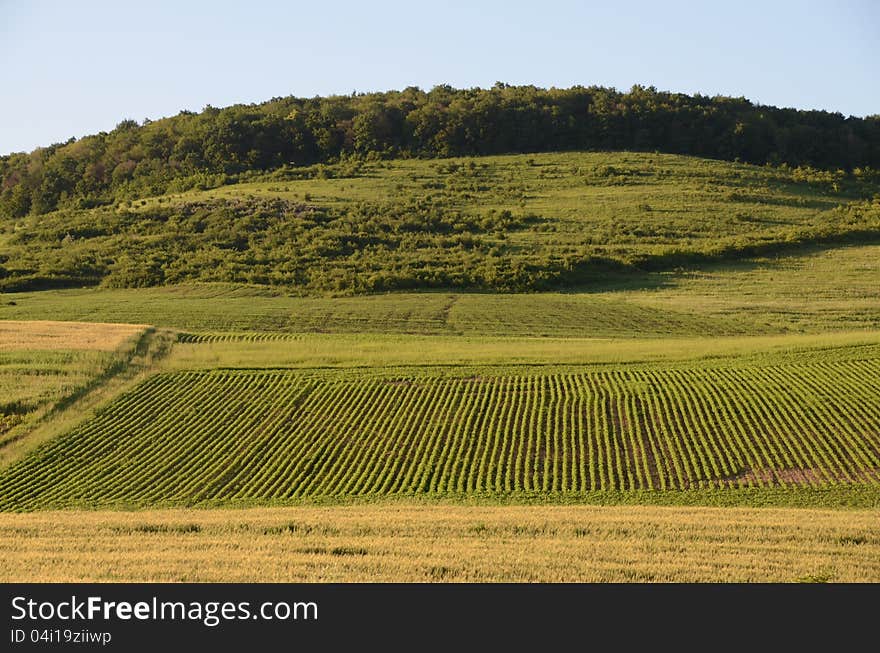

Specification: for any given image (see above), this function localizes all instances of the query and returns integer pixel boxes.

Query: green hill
[3,87,880,583]
[2,91,880,516]
[3,83,880,218]
[3,150,879,293]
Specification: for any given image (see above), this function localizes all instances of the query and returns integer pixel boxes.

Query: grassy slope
[3,151,879,293]
[1,153,878,498]
[149,151,875,254]
[0,350,113,434]
[3,241,880,335]
[0,323,149,448]
[0,325,175,466]
[1,285,762,336]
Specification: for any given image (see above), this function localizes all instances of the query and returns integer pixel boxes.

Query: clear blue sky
[1,0,878,155]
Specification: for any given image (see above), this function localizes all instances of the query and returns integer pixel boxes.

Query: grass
[2,151,879,582]
[0,350,112,440]
[165,330,880,370]
[151,151,874,254]
[3,241,879,336]
[1,505,877,582]
[1,285,759,336]
[3,151,879,293]
[626,242,880,333]
[0,323,172,466]
[0,350,113,413]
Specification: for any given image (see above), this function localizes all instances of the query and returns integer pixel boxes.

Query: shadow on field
[559,236,880,295]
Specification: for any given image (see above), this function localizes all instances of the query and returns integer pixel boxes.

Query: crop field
[0,351,111,443]
[2,338,878,510]
[0,285,757,337]
[1,505,877,582]
[0,320,145,350]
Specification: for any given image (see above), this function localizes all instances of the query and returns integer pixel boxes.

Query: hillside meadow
[3,151,879,294]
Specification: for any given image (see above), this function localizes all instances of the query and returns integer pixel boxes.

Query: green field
[1,334,878,510]
[2,204,880,510]
[0,350,112,442]
[4,235,880,337]
[0,323,150,449]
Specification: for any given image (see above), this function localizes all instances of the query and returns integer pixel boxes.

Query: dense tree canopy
[2,84,879,217]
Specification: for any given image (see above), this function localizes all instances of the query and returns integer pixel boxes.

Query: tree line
[2,83,879,217]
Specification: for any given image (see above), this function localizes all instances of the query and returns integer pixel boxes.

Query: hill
[2,84,880,219]
[2,92,879,582]
[3,150,879,293]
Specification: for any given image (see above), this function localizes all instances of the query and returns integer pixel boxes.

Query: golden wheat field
[0,320,146,351]
[1,505,877,582]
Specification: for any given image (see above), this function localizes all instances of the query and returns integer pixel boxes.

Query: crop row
[1,359,878,509]
[177,332,306,344]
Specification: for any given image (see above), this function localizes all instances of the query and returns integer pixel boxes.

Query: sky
[1,0,878,155]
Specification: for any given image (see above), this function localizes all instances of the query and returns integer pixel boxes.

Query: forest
[2,83,879,217]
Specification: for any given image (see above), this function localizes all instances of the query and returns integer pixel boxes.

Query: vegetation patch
[3,151,878,294]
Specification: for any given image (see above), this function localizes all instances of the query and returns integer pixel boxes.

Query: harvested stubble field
[0,505,877,582]
[0,320,146,351]
[0,321,150,456]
